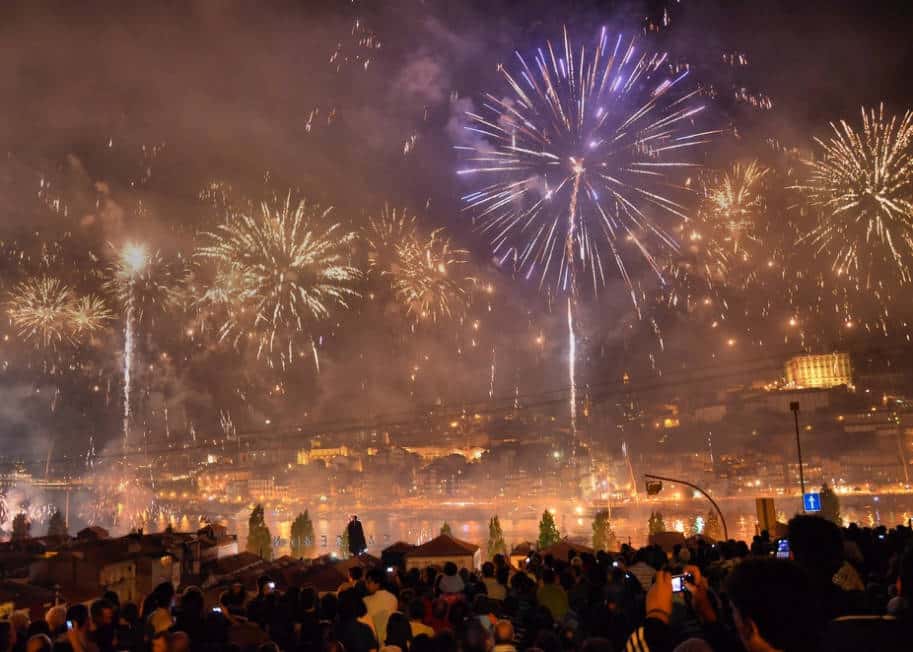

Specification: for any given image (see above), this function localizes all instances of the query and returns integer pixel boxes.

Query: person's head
[44,606,67,635]
[25,634,51,652]
[179,588,204,618]
[351,514,358,522]
[151,631,171,652]
[541,568,557,585]
[411,634,433,652]
[385,612,412,648]
[91,598,116,627]
[482,562,495,578]
[301,586,318,611]
[25,622,49,641]
[102,591,120,610]
[257,575,275,596]
[121,602,140,624]
[493,620,514,645]
[726,558,822,652]
[897,547,913,598]
[365,567,385,593]
[319,592,338,621]
[787,515,843,582]
[170,631,190,652]
[336,588,368,621]
[154,581,176,606]
[256,643,279,652]
[443,561,458,577]
[348,566,364,583]
[66,604,90,633]
[408,597,426,622]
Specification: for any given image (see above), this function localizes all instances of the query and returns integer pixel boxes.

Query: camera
[66,621,73,631]
[671,573,694,593]
[775,538,790,559]
[386,566,395,573]
[212,607,222,614]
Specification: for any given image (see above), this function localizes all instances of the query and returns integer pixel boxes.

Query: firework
[393,228,471,322]
[459,28,711,441]
[458,27,711,297]
[107,244,183,318]
[196,194,360,369]
[67,294,113,336]
[367,206,471,323]
[7,276,74,346]
[666,160,770,310]
[798,105,913,285]
[366,205,417,275]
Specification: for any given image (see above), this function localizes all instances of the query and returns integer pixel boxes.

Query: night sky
[1,0,912,462]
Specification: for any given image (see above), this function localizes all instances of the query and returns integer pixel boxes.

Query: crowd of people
[2,515,913,652]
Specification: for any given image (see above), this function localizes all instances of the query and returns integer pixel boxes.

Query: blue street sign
[803,492,821,512]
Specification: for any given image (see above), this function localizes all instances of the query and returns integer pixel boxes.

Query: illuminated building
[785,353,852,389]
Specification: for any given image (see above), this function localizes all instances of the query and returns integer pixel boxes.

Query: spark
[67,294,113,337]
[798,104,913,286]
[367,206,471,323]
[196,194,360,370]
[7,276,74,347]
[459,27,710,296]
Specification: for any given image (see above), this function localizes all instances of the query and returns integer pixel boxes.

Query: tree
[246,504,273,560]
[648,511,666,536]
[47,508,68,540]
[591,510,617,552]
[290,510,315,558]
[820,483,841,525]
[704,509,724,541]
[440,522,453,536]
[487,516,507,559]
[537,510,560,549]
[11,513,30,541]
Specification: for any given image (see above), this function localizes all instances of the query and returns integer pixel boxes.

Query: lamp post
[644,473,728,540]
[790,401,806,505]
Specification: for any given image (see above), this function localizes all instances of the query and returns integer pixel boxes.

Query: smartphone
[66,620,73,631]
[671,575,687,593]
[267,581,276,590]
[386,566,395,573]
[776,539,790,559]
[212,607,223,614]
[612,560,620,568]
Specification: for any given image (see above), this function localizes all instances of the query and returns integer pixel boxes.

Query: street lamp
[644,473,729,540]
[790,401,806,504]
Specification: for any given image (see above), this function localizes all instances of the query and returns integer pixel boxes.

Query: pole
[790,401,806,505]
[644,473,728,541]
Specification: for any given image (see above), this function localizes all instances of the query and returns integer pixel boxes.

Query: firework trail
[110,244,149,455]
[797,105,913,287]
[459,27,711,443]
[196,194,360,370]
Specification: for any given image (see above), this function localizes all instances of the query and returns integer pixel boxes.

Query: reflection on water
[38,485,913,555]
[223,494,913,557]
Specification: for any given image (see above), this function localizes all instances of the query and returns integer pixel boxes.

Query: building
[785,353,852,389]
[404,533,480,571]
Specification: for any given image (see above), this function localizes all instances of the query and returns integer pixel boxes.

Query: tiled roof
[407,534,478,557]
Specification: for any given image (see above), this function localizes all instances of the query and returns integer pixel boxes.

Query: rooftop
[408,533,479,557]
